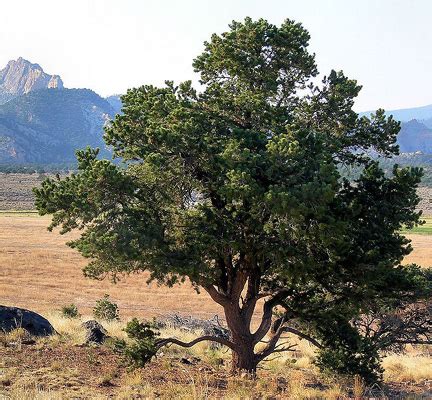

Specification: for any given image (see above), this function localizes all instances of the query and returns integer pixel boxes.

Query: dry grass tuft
[383,354,432,382]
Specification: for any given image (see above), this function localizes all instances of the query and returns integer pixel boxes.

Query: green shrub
[124,318,159,341]
[108,318,160,368]
[124,340,158,368]
[106,337,128,354]
[60,303,80,319]
[93,294,120,321]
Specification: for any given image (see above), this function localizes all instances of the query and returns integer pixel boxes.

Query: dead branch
[155,335,237,351]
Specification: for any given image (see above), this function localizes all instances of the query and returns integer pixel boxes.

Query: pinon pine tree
[34,18,431,381]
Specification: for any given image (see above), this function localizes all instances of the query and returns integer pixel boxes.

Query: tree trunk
[223,300,258,374]
[231,341,258,373]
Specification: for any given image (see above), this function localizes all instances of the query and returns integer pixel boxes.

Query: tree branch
[255,315,290,361]
[281,327,323,349]
[203,285,230,306]
[155,335,237,351]
[252,290,291,344]
[270,345,297,354]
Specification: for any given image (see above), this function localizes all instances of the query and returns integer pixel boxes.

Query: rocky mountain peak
[0,57,63,103]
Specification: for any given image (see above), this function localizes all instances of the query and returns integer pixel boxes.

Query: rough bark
[202,260,319,373]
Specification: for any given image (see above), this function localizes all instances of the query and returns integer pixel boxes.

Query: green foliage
[123,317,160,342]
[34,17,430,381]
[93,294,120,321]
[340,152,432,188]
[109,318,160,369]
[316,338,383,383]
[60,303,80,319]
[123,340,158,369]
[106,336,128,354]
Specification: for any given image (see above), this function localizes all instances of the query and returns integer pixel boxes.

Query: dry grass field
[1,213,431,321]
[0,213,222,319]
[1,189,432,398]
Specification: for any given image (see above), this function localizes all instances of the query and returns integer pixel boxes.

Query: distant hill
[0,57,63,104]
[0,88,115,163]
[0,57,118,164]
[361,103,432,122]
[397,120,432,153]
[360,104,432,155]
[1,56,432,165]
[105,95,122,114]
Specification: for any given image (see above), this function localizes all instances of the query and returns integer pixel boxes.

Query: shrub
[93,294,120,321]
[60,303,80,319]
[109,318,160,368]
[124,317,159,341]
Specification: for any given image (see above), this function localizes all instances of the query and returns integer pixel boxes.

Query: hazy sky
[0,0,429,111]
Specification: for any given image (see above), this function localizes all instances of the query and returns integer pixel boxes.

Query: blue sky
[0,0,429,111]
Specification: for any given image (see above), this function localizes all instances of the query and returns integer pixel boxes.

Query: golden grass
[1,214,432,398]
[1,314,431,399]
[1,214,430,323]
[403,234,432,268]
[0,214,222,319]
[45,314,432,383]
[383,354,432,382]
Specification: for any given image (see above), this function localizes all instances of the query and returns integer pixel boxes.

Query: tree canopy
[34,17,431,381]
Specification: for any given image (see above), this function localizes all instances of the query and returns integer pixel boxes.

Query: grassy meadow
[1,312,432,399]
[0,211,431,398]
[402,217,432,235]
[0,213,222,319]
[0,212,431,319]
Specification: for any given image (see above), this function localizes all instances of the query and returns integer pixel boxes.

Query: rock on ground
[81,320,108,344]
[157,314,230,343]
[0,305,55,336]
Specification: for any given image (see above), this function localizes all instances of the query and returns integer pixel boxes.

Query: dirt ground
[1,331,430,399]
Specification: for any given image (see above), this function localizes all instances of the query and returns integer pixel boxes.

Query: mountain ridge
[0,57,63,104]
[0,88,115,163]
[360,103,432,124]
[1,57,432,164]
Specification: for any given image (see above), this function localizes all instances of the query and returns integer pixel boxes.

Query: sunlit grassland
[402,217,432,235]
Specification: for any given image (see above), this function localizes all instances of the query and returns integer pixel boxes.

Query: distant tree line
[0,163,76,174]
[340,154,432,187]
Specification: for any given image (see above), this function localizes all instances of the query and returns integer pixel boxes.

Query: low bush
[109,318,160,368]
[60,304,80,319]
[93,294,120,321]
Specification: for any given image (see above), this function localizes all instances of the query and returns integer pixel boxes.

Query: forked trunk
[223,301,258,374]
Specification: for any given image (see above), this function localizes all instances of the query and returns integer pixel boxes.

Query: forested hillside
[0,88,115,163]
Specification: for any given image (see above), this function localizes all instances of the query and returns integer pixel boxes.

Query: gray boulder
[0,305,55,336]
[81,320,108,344]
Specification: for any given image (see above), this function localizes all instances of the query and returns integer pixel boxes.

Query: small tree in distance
[34,18,431,381]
